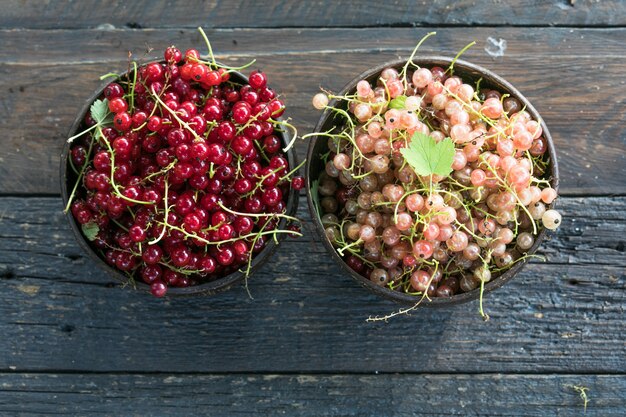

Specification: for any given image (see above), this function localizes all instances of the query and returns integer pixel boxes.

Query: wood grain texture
[1,3,624,415]
[0,196,624,373]
[1,0,625,29]
[0,373,622,417]
[0,28,625,195]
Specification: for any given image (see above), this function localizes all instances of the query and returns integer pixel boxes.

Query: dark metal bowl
[305,57,559,307]
[60,63,299,296]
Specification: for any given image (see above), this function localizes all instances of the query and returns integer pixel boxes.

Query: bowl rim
[60,61,300,296]
[305,56,559,306]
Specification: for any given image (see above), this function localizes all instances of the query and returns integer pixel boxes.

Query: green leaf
[388,95,407,110]
[81,221,100,241]
[311,179,322,220]
[67,99,113,144]
[400,132,455,177]
[90,98,113,125]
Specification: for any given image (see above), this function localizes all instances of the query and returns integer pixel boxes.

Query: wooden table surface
[1,1,625,416]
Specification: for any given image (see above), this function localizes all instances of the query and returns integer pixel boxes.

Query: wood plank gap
[1,370,625,376]
[5,23,626,30]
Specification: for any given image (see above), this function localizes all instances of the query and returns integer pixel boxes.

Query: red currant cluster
[67,45,304,297]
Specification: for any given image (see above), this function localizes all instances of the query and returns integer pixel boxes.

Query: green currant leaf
[81,221,100,241]
[400,132,455,177]
[90,98,112,125]
[67,99,112,144]
[388,95,407,110]
[311,178,321,219]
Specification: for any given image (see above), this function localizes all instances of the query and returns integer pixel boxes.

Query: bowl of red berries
[62,34,303,297]
[306,50,560,317]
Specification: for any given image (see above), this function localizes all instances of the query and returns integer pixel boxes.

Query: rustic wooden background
[0,1,625,415]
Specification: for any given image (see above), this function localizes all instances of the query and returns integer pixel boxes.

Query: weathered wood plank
[0,196,624,373]
[0,28,624,195]
[0,373,622,417]
[1,0,625,29]
[4,27,626,64]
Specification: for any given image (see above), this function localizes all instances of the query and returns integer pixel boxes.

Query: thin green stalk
[128,61,138,113]
[217,202,300,223]
[66,123,98,144]
[272,118,299,152]
[400,31,437,89]
[367,262,438,322]
[446,41,476,75]
[149,86,207,142]
[478,279,489,321]
[337,238,363,256]
[147,180,169,245]
[64,135,96,213]
[281,158,307,181]
[197,27,217,67]
[99,126,151,206]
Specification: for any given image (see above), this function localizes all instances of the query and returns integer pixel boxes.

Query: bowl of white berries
[306,55,560,314]
[61,37,303,297]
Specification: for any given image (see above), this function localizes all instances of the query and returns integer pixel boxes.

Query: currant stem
[64,134,96,213]
[67,123,98,144]
[128,61,138,113]
[446,41,476,75]
[481,160,538,235]
[400,31,437,90]
[337,238,363,256]
[366,265,437,322]
[217,201,300,223]
[478,279,489,321]
[149,85,205,143]
[280,158,307,182]
[99,126,152,206]
[253,140,271,163]
[154,220,301,246]
[142,160,177,184]
[273,118,299,152]
[67,151,79,176]
[221,60,257,72]
[197,27,217,67]
[99,72,118,80]
[147,180,169,246]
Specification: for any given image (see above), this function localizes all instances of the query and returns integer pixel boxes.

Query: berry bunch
[66,36,303,297]
[310,46,560,312]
